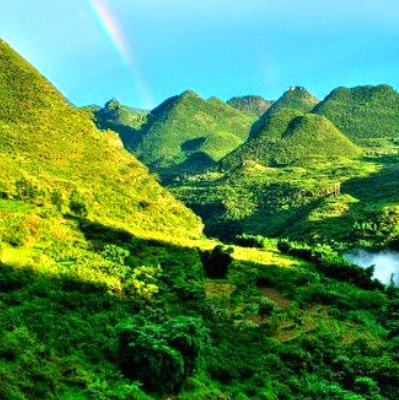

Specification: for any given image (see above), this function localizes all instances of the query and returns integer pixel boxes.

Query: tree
[117,315,209,394]
[200,245,233,278]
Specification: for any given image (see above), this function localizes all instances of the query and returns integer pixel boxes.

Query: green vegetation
[313,85,399,149]
[227,95,272,117]
[91,91,256,179]
[0,39,201,240]
[267,86,319,114]
[219,111,361,170]
[86,98,149,151]
[172,152,399,248]
[1,39,399,400]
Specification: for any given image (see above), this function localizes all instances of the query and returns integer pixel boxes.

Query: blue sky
[1,0,399,109]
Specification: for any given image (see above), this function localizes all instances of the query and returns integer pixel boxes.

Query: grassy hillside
[313,85,399,149]
[132,91,255,178]
[0,39,202,240]
[227,95,272,117]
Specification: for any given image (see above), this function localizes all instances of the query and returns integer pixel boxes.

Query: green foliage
[0,39,202,239]
[200,245,233,278]
[117,315,209,394]
[1,38,399,400]
[14,177,39,202]
[89,98,149,151]
[234,234,267,249]
[267,86,319,114]
[277,239,384,290]
[227,95,272,117]
[314,85,399,149]
[69,189,88,218]
[219,109,361,171]
[131,91,255,178]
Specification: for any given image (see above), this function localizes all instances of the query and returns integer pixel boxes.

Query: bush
[235,234,266,249]
[117,315,209,395]
[14,178,38,202]
[200,245,233,278]
[69,189,88,218]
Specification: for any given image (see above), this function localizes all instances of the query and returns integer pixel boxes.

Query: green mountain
[313,84,399,148]
[0,39,202,240]
[87,98,149,150]
[227,95,272,117]
[267,86,319,114]
[219,108,361,170]
[1,39,399,400]
[131,91,255,177]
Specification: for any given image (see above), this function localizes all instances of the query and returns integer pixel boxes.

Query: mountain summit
[268,86,319,114]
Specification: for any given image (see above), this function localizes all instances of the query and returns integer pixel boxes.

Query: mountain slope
[1,40,399,400]
[88,98,149,150]
[219,108,361,170]
[0,39,202,239]
[267,86,319,114]
[227,95,272,117]
[313,84,399,147]
[274,113,362,164]
[132,91,255,177]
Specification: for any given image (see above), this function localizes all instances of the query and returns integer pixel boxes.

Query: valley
[0,39,398,400]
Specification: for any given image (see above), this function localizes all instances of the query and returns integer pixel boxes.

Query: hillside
[88,98,149,151]
[274,113,362,164]
[1,39,399,400]
[313,84,399,148]
[131,91,255,178]
[227,95,272,117]
[219,108,361,171]
[0,39,202,240]
[267,86,319,114]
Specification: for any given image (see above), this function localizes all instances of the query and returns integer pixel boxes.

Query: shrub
[200,245,233,278]
[234,234,266,249]
[117,315,209,394]
[50,189,63,211]
[14,178,38,202]
[69,189,88,218]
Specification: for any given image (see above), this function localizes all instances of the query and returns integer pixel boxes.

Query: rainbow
[86,0,153,107]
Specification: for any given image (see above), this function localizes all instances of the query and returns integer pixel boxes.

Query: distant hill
[219,107,361,170]
[83,98,148,151]
[313,84,399,147]
[227,95,272,117]
[0,39,202,239]
[267,86,319,114]
[133,90,255,177]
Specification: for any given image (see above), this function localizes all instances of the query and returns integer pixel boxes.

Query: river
[344,249,399,285]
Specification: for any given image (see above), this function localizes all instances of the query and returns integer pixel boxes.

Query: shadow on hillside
[187,153,399,244]
[193,195,324,242]
[110,123,144,150]
[341,154,399,204]
[158,152,217,184]
[283,154,399,243]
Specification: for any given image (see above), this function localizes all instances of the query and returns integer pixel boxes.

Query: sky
[1,0,399,109]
